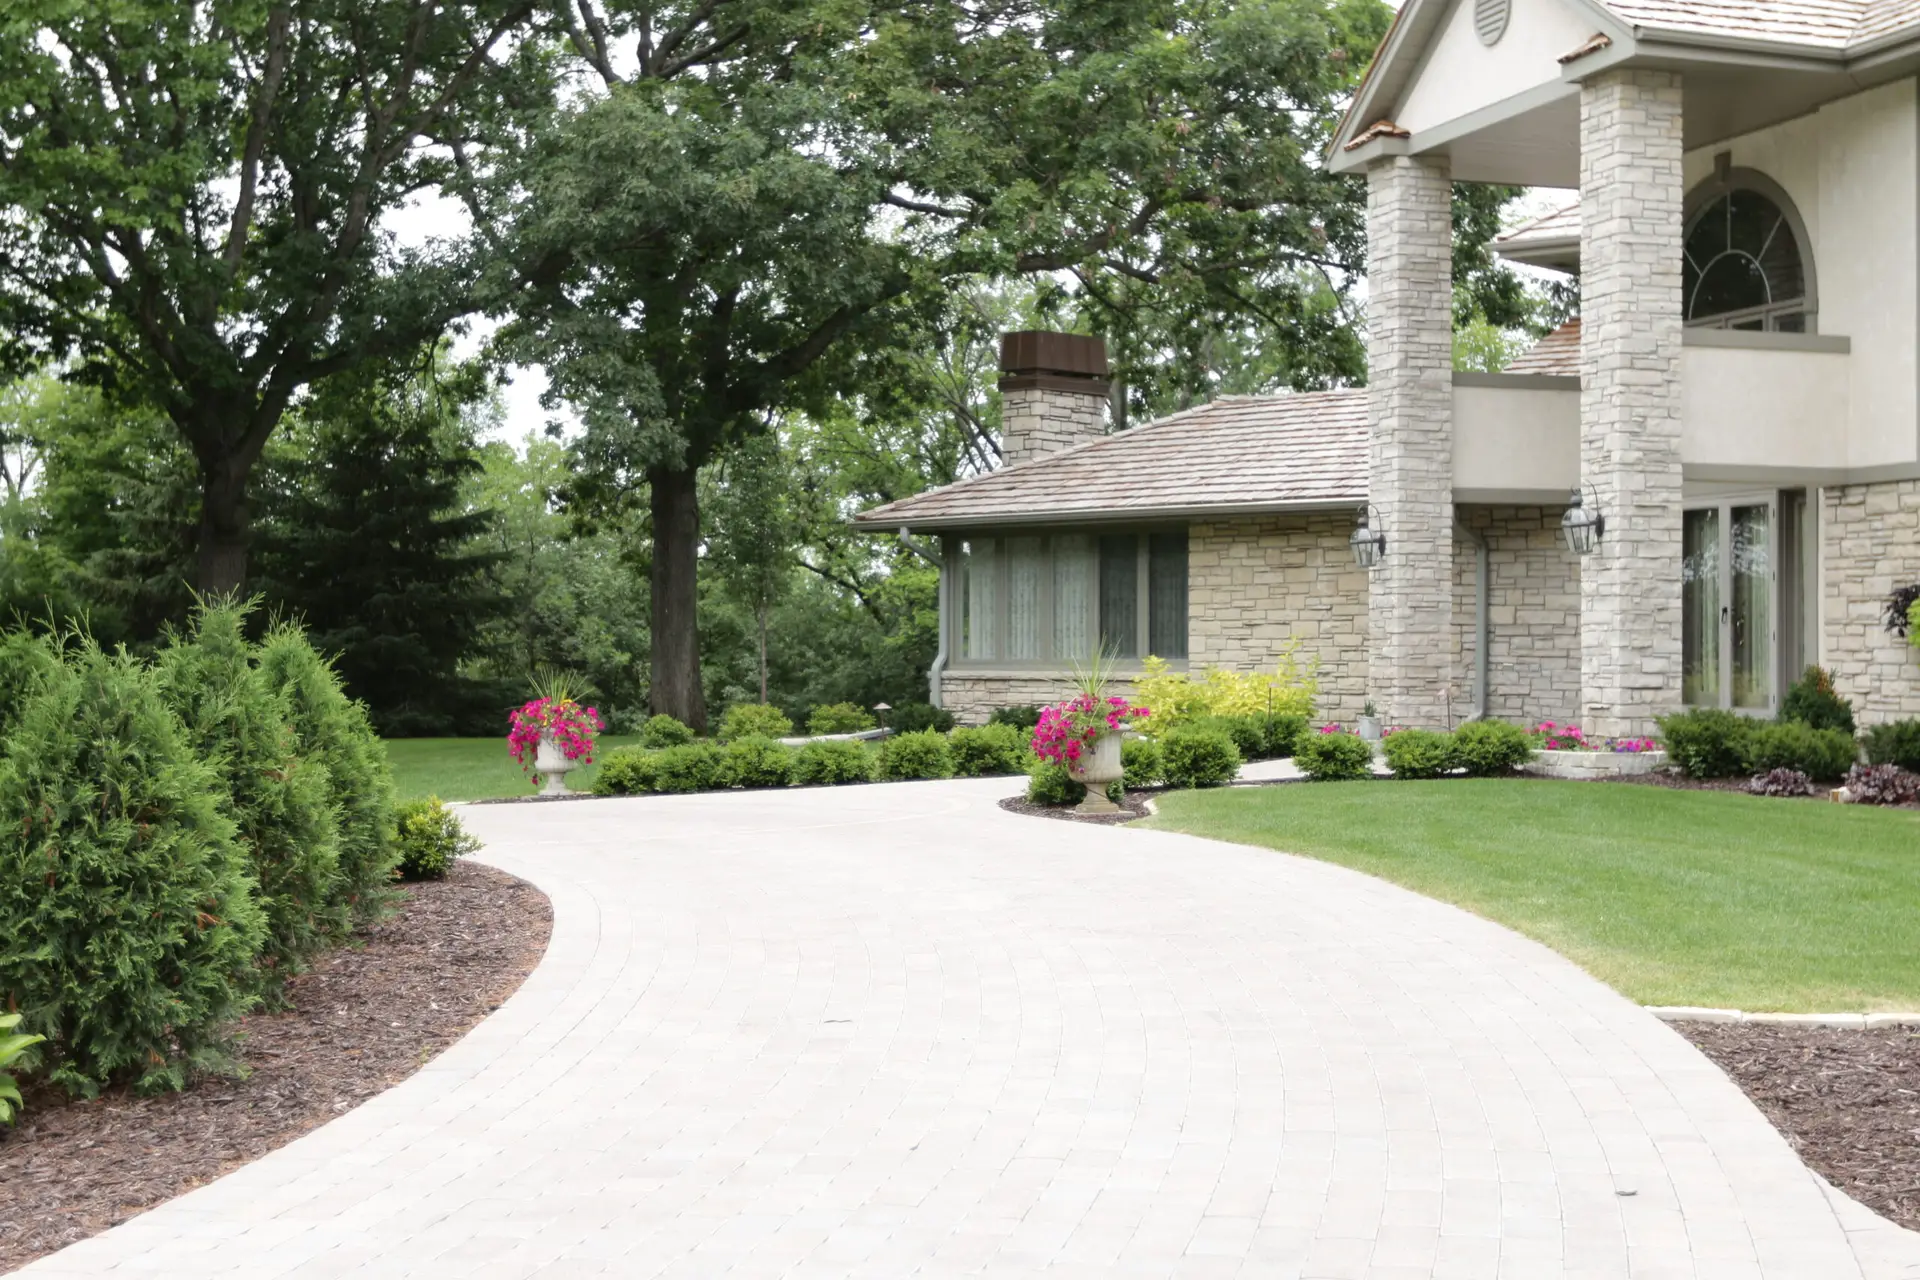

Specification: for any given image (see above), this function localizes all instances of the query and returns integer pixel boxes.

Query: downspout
[1465,526,1490,721]
[898,528,948,709]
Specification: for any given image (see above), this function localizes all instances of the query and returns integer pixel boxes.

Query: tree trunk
[757,600,768,704]
[649,464,708,732]
[196,456,252,596]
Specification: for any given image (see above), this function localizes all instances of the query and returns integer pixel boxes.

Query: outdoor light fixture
[1349,504,1386,570]
[1561,484,1606,556]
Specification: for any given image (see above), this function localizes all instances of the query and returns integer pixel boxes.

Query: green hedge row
[1657,709,1859,782]
[594,724,1031,797]
[0,601,402,1099]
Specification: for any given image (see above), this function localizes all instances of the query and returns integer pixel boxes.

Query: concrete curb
[1648,1006,1920,1030]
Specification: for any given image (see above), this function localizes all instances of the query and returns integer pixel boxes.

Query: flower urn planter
[533,732,575,795]
[1356,715,1382,743]
[1068,732,1125,814]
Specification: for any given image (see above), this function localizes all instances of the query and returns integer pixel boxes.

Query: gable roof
[1502,319,1583,376]
[854,391,1368,531]
[1493,200,1581,272]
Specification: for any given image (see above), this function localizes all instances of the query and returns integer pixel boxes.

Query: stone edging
[1648,1006,1920,1029]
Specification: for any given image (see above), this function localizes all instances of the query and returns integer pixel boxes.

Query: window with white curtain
[949,530,1187,666]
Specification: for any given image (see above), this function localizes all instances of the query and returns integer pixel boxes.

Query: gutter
[897,528,948,710]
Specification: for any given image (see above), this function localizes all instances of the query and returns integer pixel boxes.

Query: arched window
[1683,175,1813,332]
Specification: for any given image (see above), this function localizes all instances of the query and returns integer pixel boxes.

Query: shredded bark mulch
[0,860,551,1274]
[1000,790,1156,824]
[1679,1023,1920,1231]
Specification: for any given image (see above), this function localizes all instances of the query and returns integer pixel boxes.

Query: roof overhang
[852,498,1367,535]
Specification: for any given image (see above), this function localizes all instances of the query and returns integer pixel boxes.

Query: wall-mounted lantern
[1350,504,1387,570]
[1560,484,1606,556]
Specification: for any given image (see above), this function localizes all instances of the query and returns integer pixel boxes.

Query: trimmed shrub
[723,735,795,788]
[792,739,874,786]
[1296,729,1374,781]
[1780,665,1856,735]
[394,797,480,881]
[987,704,1044,731]
[889,702,955,734]
[806,702,875,736]
[1452,720,1533,776]
[156,601,342,985]
[651,742,727,793]
[1745,721,1857,782]
[0,638,267,1096]
[1847,763,1920,806]
[1121,737,1164,788]
[949,724,1026,777]
[1383,729,1460,780]
[638,714,696,749]
[1026,761,1082,806]
[1656,708,1755,780]
[257,622,397,927]
[1161,725,1242,789]
[1196,715,1266,763]
[1262,714,1309,760]
[593,746,658,795]
[1749,768,1815,798]
[875,729,955,781]
[1863,719,1920,772]
[719,703,793,742]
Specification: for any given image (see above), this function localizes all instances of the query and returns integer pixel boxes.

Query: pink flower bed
[508,696,604,771]
[1031,695,1149,765]
[1530,721,1660,754]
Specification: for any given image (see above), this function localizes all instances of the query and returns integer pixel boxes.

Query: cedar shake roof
[854,390,1368,531]
[1603,0,1920,51]
[1503,320,1582,377]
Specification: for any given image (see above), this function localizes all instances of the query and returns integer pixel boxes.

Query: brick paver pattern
[17,778,1920,1278]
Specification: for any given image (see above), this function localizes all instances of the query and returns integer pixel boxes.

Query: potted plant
[508,673,604,796]
[1031,649,1150,813]
[1357,700,1382,743]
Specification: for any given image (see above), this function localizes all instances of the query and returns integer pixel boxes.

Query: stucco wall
[1187,514,1370,723]
[1393,0,1590,135]
[1682,76,1918,470]
[1821,480,1920,723]
[1452,506,1582,728]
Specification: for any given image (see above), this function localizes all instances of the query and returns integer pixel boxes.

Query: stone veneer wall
[1822,480,1920,722]
[1188,514,1369,723]
[941,675,1138,727]
[1452,507,1582,726]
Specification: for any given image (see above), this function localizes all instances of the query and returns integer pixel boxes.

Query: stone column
[998,331,1110,466]
[1578,70,1686,738]
[1366,154,1456,728]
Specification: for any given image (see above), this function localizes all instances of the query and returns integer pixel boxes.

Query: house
[857,0,1920,735]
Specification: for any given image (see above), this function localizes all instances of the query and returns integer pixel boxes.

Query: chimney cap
[999,331,1109,380]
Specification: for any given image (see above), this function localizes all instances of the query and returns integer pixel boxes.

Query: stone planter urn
[1356,714,1382,743]
[533,732,575,796]
[1068,732,1125,814]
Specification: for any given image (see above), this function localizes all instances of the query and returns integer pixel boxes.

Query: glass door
[1682,500,1778,712]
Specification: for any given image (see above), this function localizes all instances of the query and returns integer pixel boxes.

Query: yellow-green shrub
[1133,647,1318,739]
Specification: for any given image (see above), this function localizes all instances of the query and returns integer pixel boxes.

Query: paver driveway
[17,777,1920,1279]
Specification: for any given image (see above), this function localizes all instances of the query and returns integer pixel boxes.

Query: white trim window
[952,530,1188,667]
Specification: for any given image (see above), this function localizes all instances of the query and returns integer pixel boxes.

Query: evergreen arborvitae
[0,628,59,740]
[0,635,266,1095]
[257,621,399,925]
[155,600,343,990]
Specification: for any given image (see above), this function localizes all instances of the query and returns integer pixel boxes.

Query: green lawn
[385,736,640,802]
[1144,780,1920,1013]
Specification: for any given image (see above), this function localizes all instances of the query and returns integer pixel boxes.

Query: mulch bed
[1678,1023,1920,1231]
[0,860,552,1274]
[1000,790,1157,824]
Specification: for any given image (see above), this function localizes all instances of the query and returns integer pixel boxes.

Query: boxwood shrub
[875,729,955,781]
[723,735,795,788]
[638,713,695,749]
[806,702,874,735]
[792,739,875,786]
[1656,708,1755,779]
[718,703,793,742]
[1745,721,1857,782]
[651,742,728,793]
[1383,729,1460,779]
[1295,729,1373,781]
[594,746,658,795]
[1026,760,1083,806]
[1451,720,1533,776]
[1263,714,1309,760]
[988,704,1044,731]
[1161,725,1242,788]
[1864,719,1920,772]
[949,724,1025,777]
[1195,715,1266,763]
[395,797,480,881]
[1121,737,1163,788]
[888,702,955,734]
[0,638,268,1096]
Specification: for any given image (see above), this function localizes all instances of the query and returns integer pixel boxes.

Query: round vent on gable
[1475,0,1511,45]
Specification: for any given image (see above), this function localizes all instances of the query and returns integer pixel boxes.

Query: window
[951,530,1187,665]
[1683,187,1808,332]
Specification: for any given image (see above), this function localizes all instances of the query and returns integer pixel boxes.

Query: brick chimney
[997,331,1110,466]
